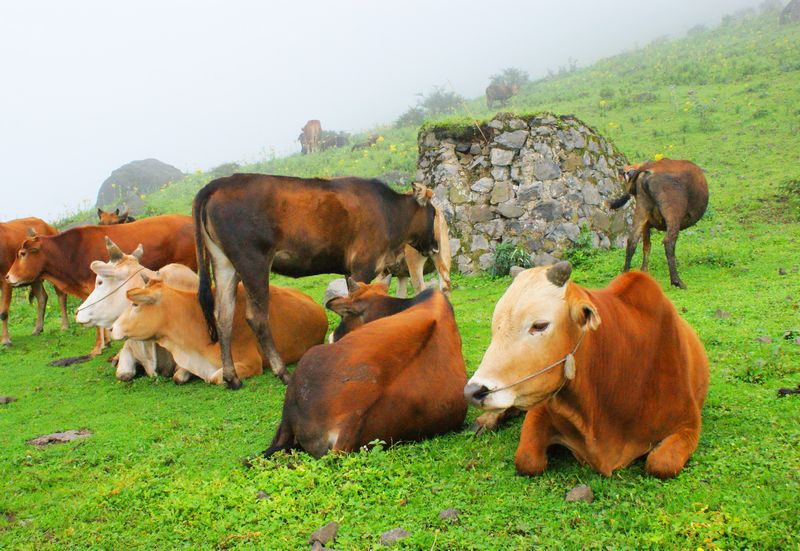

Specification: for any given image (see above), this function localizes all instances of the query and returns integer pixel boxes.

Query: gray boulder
[95,159,184,211]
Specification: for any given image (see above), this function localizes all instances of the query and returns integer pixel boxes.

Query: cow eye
[529,321,550,333]
[132,303,139,308]
[19,251,26,257]
[97,280,103,286]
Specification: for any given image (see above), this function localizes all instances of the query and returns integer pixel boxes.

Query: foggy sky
[0,0,763,221]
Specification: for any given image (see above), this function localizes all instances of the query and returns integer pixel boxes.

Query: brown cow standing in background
[300,120,322,154]
[259,282,467,459]
[193,174,438,388]
[609,158,709,289]
[6,214,196,359]
[97,208,136,225]
[0,218,69,345]
[486,82,519,109]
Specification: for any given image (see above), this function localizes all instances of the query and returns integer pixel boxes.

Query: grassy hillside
[2,9,799,550]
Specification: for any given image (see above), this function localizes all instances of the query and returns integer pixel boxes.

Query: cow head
[111,275,166,342]
[76,238,145,328]
[464,262,601,411]
[408,182,438,257]
[5,233,45,287]
[97,208,129,225]
[324,276,392,342]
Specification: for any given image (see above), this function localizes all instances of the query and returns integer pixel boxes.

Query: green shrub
[563,225,599,268]
[489,242,531,277]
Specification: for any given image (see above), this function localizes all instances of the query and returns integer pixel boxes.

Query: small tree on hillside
[395,106,426,128]
[490,67,530,88]
[420,87,464,116]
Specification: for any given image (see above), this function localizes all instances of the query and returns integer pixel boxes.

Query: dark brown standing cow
[465,262,709,478]
[6,215,196,358]
[193,174,438,388]
[300,120,322,154]
[0,218,69,345]
[609,158,709,289]
[97,208,136,225]
[485,82,519,109]
[258,282,467,459]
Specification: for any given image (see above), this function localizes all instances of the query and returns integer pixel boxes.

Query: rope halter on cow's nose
[485,329,587,394]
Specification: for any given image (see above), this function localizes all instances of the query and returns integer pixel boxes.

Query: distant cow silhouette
[486,83,519,109]
[300,120,322,154]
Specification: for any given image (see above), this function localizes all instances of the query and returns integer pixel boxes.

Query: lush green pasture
[3,9,800,550]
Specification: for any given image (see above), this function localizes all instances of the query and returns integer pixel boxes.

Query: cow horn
[378,273,392,287]
[346,277,361,293]
[323,278,349,308]
[26,227,38,238]
[546,261,572,287]
[131,244,144,261]
[105,237,124,263]
[141,273,150,285]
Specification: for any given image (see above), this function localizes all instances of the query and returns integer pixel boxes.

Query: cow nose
[464,383,490,406]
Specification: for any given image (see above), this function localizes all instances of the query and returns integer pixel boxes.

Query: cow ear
[412,182,430,206]
[346,277,361,294]
[131,244,144,261]
[326,297,361,317]
[97,208,104,218]
[90,260,115,277]
[114,208,119,215]
[570,300,601,331]
[127,287,161,305]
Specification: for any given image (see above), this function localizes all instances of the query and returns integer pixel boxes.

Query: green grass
[2,9,800,550]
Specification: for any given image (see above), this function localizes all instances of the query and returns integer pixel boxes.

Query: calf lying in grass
[112,275,327,385]
[257,279,467,459]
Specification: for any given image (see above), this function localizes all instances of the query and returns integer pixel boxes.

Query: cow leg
[640,224,652,272]
[30,280,48,336]
[471,407,523,433]
[645,425,700,479]
[395,276,408,298]
[433,254,452,296]
[0,280,12,346]
[172,367,193,385]
[405,246,426,295]
[56,287,69,330]
[663,224,686,289]
[259,417,297,460]
[115,341,138,381]
[209,242,242,389]
[622,209,648,272]
[240,258,289,384]
[514,405,557,476]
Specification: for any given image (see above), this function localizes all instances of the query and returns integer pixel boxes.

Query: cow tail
[261,417,296,458]
[193,185,219,343]
[608,193,632,209]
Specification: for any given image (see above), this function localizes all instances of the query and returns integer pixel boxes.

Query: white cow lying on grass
[75,238,196,382]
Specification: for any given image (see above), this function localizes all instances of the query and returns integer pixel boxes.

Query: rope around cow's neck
[485,329,587,394]
[74,267,148,314]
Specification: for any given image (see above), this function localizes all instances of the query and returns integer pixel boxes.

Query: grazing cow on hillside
[97,208,136,225]
[350,133,379,151]
[0,218,69,345]
[193,174,438,388]
[485,82,519,109]
[300,120,322,154]
[381,204,451,298]
[112,275,327,385]
[258,282,467,459]
[76,238,197,381]
[6,215,197,359]
[610,158,709,289]
[464,262,709,479]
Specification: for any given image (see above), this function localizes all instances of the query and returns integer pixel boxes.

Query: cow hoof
[672,280,687,290]
[225,378,243,390]
[116,372,135,382]
[31,327,43,337]
[2,341,11,347]
[278,371,291,385]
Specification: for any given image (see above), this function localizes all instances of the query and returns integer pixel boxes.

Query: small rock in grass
[438,508,460,523]
[255,491,269,500]
[309,521,339,546]
[795,337,800,346]
[756,336,772,344]
[565,484,594,503]
[380,528,410,545]
[0,396,17,405]
[509,266,526,279]
[778,267,787,276]
[714,309,730,319]
[777,385,800,397]
[27,429,92,447]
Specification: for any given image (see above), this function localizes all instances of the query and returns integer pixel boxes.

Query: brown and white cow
[0,217,69,345]
[6,215,196,358]
[382,204,452,298]
[97,208,136,225]
[300,120,322,154]
[193,175,438,388]
[464,262,709,479]
[258,282,467,459]
[75,238,197,381]
[112,276,328,385]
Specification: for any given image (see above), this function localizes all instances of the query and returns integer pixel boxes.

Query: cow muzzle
[5,274,29,287]
[464,383,490,407]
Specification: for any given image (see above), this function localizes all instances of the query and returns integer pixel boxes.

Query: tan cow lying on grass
[112,276,327,384]
[75,238,196,382]
[464,262,708,479]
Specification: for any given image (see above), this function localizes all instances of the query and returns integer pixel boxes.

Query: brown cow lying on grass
[97,208,136,225]
[610,157,709,289]
[464,262,709,479]
[0,217,69,345]
[257,281,467,459]
[112,274,327,384]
